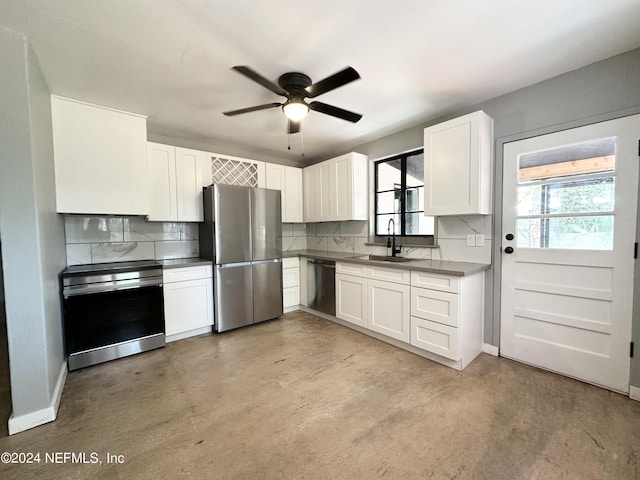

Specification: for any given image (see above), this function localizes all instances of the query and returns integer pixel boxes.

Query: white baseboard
[630,385,640,401]
[482,343,499,356]
[283,305,301,313]
[166,325,213,343]
[8,360,67,435]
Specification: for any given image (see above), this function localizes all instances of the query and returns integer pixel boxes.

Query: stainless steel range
[61,260,165,371]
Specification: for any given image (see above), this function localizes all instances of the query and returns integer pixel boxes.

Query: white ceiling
[2,0,640,164]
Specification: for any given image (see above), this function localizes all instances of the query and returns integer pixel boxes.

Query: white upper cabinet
[147,142,210,222]
[51,96,148,215]
[423,110,493,215]
[265,164,303,223]
[303,152,368,222]
[147,143,177,221]
[175,147,210,222]
[303,160,332,222]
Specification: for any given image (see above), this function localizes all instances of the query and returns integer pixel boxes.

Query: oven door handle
[63,277,163,298]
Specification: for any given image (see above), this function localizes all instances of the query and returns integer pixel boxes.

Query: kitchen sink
[351,254,415,263]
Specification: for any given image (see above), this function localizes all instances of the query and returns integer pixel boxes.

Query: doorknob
[505,233,514,241]
[504,246,514,254]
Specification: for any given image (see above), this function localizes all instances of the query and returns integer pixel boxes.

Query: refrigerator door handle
[252,258,282,266]
[216,261,252,269]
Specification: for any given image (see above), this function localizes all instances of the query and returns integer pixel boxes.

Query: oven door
[63,285,165,368]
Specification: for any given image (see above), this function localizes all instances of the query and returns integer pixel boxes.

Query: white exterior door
[500,115,639,393]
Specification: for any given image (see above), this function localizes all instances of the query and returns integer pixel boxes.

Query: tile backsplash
[284,215,493,264]
[64,215,199,265]
[66,214,492,266]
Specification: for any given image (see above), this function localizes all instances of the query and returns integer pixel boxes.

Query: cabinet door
[303,166,318,222]
[336,273,367,328]
[317,161,333,221]
[423,110,492,215]
[147,143,177,221]
[175,147,208,222]
[265,163,285,191]
[367,279,410,342]
[332,154,353,220]
[164,277,214,336]
[284,166,303,222]
[52,96,148,214]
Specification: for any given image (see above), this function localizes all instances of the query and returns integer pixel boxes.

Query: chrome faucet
[387,218,402,257]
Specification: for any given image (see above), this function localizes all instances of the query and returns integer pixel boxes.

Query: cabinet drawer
[282,257,299,269]
[282,268,300,289]
[336,262,367,277]
[410,317,460,361]
[283,286,299,308]
[411,271,459,293]
[368,266,410,285]
[163,265,212,283]
[410,287,459,327]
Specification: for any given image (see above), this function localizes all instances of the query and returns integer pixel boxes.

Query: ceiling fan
[223,66,362,134]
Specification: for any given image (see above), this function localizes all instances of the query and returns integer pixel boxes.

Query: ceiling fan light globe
[283,102,309,121]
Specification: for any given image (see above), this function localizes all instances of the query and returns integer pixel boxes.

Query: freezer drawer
[253,259,283,323]
[215,263,253,332]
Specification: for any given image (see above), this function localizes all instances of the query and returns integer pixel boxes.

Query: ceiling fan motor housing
[278,72,312,96]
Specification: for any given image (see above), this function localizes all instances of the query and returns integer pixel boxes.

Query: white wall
[0,28,66,433]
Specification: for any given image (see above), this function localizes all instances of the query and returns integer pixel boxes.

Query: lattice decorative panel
[210,156,259,187]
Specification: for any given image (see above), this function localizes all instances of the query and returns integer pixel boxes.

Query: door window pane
[516,137,616,250]
[517,216,613,250]
[518,178,615,216]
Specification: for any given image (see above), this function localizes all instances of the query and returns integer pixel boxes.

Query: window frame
[372,149,436,246]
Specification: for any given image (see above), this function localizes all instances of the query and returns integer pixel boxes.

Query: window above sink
[372,149,436,246]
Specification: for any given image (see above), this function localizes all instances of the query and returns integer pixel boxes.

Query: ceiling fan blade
[223,102,282,116]
[288,120,300,134]
[305,66,360,98]
[309,101,362,123]
[232,66,289,96]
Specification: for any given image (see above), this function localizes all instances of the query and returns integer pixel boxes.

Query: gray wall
[0,29,66,419]
[351,47,640,388]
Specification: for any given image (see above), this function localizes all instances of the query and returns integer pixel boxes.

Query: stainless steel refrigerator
[199,184,283,332]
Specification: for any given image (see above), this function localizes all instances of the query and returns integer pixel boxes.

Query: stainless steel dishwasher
[307,258,336,316]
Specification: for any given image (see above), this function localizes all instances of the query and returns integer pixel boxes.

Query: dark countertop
[283,249,490,276]
[160,258,214,269]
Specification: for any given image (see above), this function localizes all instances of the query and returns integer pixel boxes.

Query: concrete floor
[0,310,639,479]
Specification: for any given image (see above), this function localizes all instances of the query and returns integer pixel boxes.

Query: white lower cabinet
[163,265,214,341]
[336,273,367,328]
[282,257,300,310]
[334,262,484,370]
[368,279,410,342]
[335,263,410,341]
[410,270,484,369]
